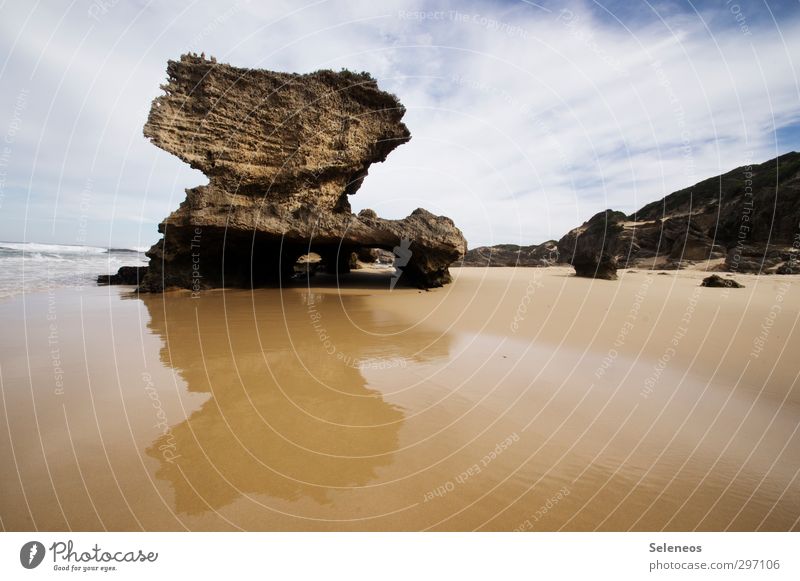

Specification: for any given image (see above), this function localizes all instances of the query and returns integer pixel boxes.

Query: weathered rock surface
[461,240,558,267]
[127,54,465,291]
[701,274,744,288]
[557,210,626,279]
[356,247,395,264]
[558,152,800,279]
[626,152,800,273]
[97,266,148,286]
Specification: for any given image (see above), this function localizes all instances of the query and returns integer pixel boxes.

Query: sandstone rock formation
[132,54,465,291]
[461,240,559,267]
[356,247,395,264]
[558,152,800,279]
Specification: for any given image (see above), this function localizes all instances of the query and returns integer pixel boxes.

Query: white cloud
[0,0,798,248]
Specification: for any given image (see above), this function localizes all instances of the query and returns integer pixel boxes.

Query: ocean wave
[0,242,106,254]
[0,242,148,300]
[0,241,145,258]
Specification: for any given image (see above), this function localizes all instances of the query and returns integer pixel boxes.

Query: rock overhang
[132,53,466,291]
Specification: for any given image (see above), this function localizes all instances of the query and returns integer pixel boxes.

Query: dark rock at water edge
[97,266,148,286]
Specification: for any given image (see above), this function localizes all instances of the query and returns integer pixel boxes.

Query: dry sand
[0,266,798,531]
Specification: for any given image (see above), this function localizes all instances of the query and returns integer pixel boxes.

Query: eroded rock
[557,210,626,279]
[130,54,465,291]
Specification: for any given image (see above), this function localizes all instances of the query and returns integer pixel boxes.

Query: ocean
[0,241,149,299]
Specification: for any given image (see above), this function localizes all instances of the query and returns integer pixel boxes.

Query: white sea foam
[0,242,110,254]
[0,241,148,299]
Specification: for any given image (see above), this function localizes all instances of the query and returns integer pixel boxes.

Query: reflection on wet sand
[141,285,453,519]
[2,268,798,531]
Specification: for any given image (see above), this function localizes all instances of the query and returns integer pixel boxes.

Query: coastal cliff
[556,152,800,279]
[461,240,559,267]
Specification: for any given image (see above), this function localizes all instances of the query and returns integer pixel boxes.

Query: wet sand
[0,267,798,531]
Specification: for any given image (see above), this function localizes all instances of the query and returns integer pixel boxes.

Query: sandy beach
[0,266,797,531]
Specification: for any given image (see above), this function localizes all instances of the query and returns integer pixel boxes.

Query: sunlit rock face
[136,53,466,291]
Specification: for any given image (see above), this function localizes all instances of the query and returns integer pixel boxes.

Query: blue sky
[0,0,798,249]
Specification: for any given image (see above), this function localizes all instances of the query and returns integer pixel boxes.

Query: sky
[0,0,798,249]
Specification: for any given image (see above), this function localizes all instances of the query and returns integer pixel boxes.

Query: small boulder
[701,274,744,288]
[97,266,148,285]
